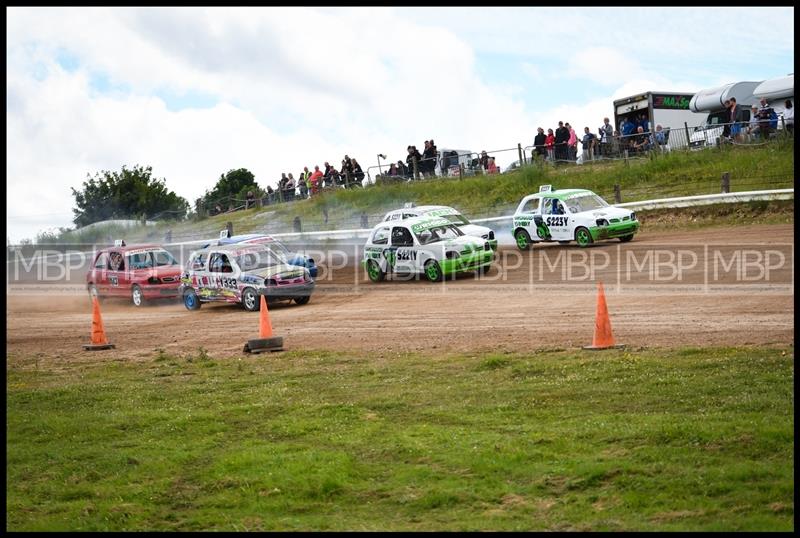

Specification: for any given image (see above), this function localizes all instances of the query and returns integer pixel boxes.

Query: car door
[516,197,541,239]
[91,251,110,294]
[540,197,572,240]
[106,250,128,297]
[206,252,234,299]
[390,226,417,274]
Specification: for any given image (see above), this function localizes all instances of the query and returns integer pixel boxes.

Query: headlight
[596,218,609,226]
[445,251,460,259]
[488,231,495,240]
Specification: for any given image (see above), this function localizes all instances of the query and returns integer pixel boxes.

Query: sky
[6,6,795,242]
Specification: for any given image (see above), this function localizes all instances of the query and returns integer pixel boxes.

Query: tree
[197,168,261,214]
[71,165,189,227]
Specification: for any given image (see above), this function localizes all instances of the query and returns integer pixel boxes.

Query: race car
[362,215,494,282]
[85,240,182,306]
[382,204,498,251]
[512,185,640,249]
[207,232,318,278]
[180,243,315,311]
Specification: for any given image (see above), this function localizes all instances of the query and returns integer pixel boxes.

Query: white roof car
[511,185,640,249]
[382,205,497,250]
[363,215,494,282]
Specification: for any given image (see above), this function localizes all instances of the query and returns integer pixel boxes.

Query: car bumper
[590,221,640,241]
[260,281,315,300]
[441,250,494,274]
[141,283,181,299]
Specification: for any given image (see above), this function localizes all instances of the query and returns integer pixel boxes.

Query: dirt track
[6,224,794,360]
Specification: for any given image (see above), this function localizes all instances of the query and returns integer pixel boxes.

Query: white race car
[382,204,497,251]
[363,216,494,282]
[512,185,640,249]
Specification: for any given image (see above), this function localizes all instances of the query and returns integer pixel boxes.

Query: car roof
[192,243,277,254]
[102,244,163,253]
[386,205,456,215]
[529,189,594,201]
[374,215,452,230]
[221,233,275,243]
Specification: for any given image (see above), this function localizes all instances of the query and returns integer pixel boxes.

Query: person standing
[728,97,746,142]
[782,99,794,134]
[533,127,547,161]
[285,173,296,202]
[566,123,578,161]
[599,117,613,157]
[545,128,555,162]
[554,121,569,162]
[756,98,775,140]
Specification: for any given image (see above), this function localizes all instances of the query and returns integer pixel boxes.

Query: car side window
[128,252,152,270]
[521,198,540,214]
[391,226,413,247]
[209,253,233,273]
[372,227,390,245]
[542,198,562,215]
[94,252,108,269]
[108,251,124,271]
[191,253,207,271]
[402,213,417,219]
[389,213,401,221]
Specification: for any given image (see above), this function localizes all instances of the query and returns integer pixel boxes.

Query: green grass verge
[7,346,794,531]
[44,140,793,244]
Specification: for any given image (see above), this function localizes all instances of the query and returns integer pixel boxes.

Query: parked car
[180,243,314,311]
[381,204,497,251]
[511,185,640,249]
[363,216,494,282]
[85,241,182,306]
[206,232,318,278]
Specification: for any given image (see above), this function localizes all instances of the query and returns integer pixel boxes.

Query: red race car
[86,241,182,306]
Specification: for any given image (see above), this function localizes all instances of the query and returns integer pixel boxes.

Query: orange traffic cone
[259,295,273,338]
[583,281,624,350]
[83,295,115,350]
[244,294,283,353]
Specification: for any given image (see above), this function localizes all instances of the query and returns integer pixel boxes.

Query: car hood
[586,206,634,219]
[247,264,307,280]
[460,224,493,237]
[440,235,488,250]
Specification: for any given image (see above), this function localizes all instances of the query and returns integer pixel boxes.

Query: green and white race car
[362,216,494,282]
[512,185,640,249]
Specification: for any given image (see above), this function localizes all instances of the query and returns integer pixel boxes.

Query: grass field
[7,346,794,531]
[45,139,794,245]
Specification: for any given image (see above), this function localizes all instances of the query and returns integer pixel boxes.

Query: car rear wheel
[294,295,311,305]
[366,259,385,283]
[514,229,532,251]
[183,288,201,311]
[424,260,443,282]
[575,227,594,248]
[619,234,634,243]
[242,287,260,312]
[131,285,145,307]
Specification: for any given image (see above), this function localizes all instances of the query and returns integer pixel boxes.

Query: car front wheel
[424,260,443,282]
[294,295,311,305]
[183,288,201,311]
[366,259,385,282]
[514,229,532,251]
[619,234,634,243]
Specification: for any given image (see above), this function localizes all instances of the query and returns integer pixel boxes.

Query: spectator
[285,173,296,201]
[342,155,354,180]
[654,124,668,151]
[397,160,409,179]
[620,116,636,149]
[756,97,775,139]
[638,113,650,133]
[533,127,546,161]
[422,140,437,178]
[406,146,420,179]
[721,99,732,139]
[545,128,555,161]
[599,117,613,157]
[388,162,398,176]
[214,203,223,215]
[783,99,794,134]
[487,157,498,174]
[566,122,578,161]
[631,126,652,153]
[351,158,365,187]
[266,185,275,204]
[478,150,490,171]
[429,139,438,175]
[580,127,597,160]
[728,97,746,142]
[554,121,569,161]
[245,190,255,209]
[309,165,324,195]
[748,106,761,140]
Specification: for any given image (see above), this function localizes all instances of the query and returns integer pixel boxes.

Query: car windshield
[235,247,284,271]
[126,249,177,269]
[415,224,464,245]
[434,213,469,225]
[566,194,609,213]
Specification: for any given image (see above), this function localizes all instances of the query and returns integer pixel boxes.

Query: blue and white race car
[206,232,318,278]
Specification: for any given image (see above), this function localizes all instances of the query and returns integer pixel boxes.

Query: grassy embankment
[49,140,793,245]
[7,346,794,531]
